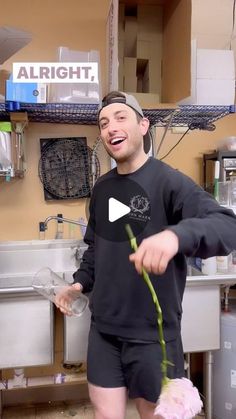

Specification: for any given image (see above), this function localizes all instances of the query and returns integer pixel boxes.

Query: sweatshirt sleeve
[72,222,95,293]
[165,172,236,258]
[72,195,96,293]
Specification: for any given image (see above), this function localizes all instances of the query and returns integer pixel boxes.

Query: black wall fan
[38,137,100,200]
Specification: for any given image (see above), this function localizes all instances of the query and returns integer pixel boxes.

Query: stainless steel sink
[0,239,84,276]
[0,239,86,369]
[0,286,53,369]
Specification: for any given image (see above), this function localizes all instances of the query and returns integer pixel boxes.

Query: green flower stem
[125,224,169,387]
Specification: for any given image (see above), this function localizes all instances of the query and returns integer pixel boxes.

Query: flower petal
[154,378,203,419]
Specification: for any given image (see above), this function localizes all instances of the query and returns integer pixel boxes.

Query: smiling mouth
[110,138,125,146]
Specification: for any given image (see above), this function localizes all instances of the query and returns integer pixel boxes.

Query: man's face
[98,103,149,162]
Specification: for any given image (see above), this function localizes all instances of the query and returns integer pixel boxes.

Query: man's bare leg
[88,382,127,419]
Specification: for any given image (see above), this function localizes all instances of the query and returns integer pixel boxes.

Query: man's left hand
[129,230,179,275]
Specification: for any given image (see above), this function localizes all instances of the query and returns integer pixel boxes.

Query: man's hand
[129,230,179,275]
[55,283,83,316]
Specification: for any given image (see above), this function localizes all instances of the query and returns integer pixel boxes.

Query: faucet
[42,216,88,261]
[43,215,87,230]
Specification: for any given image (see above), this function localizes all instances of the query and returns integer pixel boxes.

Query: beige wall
[0,0,110,240]
[0,123,110,240]
[0,0,110,92]
[155,113,236,185]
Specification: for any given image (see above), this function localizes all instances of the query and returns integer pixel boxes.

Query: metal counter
[184,272,236,419]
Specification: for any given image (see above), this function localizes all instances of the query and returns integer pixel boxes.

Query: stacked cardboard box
[118,3,161,105]
[195,49,235,105]
[109,0,192,104]
[179,44,235,106]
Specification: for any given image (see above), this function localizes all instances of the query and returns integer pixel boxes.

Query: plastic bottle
[78,217,87,238]
[216,255,228,273]
[55,213,64,239]
[229,250,236,273]
[213,161,220,201]
[39,222,45,240]
[69,222,76,239]
[201,257,217,275]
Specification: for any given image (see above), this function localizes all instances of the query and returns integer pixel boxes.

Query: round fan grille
[38,137,100,200]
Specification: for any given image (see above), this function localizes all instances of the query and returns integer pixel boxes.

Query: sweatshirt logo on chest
[129,195,151,222]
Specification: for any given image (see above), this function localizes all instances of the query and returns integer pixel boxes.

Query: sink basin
[0,239,86,276]
[0,239,87,369]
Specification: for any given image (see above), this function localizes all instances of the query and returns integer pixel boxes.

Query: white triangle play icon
[108,197,131,222]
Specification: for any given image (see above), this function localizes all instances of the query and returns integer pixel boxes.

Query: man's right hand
[55,282,83,316]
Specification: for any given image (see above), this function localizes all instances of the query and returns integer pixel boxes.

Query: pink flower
[154,377,203,419]
[125,227,203,419]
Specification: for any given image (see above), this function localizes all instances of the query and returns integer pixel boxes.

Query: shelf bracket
[9,112,28,133]
[9,112,28,177]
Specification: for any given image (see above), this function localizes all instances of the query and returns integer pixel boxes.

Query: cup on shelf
[217,181,230,206]
[32,267,88,317]
[229,176,236,207]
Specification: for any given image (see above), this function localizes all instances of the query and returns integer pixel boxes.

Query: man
[61,91,236,419]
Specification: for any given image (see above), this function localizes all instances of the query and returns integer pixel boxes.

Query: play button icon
[108,198,131,222]
[85,175,151,242]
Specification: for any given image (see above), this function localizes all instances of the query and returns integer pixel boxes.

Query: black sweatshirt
[73,157,236,342]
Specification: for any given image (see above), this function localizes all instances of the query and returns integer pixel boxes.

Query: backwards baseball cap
[98,91,151,153]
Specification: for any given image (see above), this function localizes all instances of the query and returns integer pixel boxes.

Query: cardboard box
[124,57,137,78]
[124,16,137,57]
[137,59,148,92]
[137,40,162,60]
[124,75,137,92]
[118,2,125,41]
[118,39,124,59]
[137,59,160,94]
[108,0,192,102]
[137,4,163,42]
[129,92,160,108]
[124,57,137,91]
[118,56,124,90]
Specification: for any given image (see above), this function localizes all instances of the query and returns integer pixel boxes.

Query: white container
[228,251,236,273]
[195,49,235,106]
[49,47,101,104]
[216,255,229,273]
[229,177,236,207]
[196,49,235,80]
[213,306,236,419]
[179,43,235,106]
[201,256,217,275]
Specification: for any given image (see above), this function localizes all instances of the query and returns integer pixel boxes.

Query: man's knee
[89,383,127,419]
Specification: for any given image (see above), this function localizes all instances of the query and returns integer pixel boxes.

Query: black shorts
[87,322,185,403]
